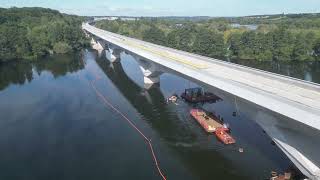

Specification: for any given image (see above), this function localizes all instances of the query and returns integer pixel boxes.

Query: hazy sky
[1,0,320,17]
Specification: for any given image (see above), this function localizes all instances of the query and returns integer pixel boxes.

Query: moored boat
[215,128,236,144]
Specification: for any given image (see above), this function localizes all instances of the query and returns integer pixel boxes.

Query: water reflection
[95,56,250,179]
[0,53,85,91]
[0,50,314,180]
[0,62,33,91]
[95,58,198,144]
[34,54,85,78]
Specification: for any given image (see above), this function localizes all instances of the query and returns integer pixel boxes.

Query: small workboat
[190,108,235,144]
[167,94,178,103]
[215,128,236,145]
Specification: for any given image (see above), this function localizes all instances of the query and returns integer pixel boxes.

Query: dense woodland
[96,14,320,61]
[0,7,89,62]
[1,8,320,62]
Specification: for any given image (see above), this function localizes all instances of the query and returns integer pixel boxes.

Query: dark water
[0,50,318,180]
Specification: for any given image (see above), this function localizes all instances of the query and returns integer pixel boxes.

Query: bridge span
[82,22,320,179]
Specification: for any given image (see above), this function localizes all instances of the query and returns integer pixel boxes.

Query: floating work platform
[190,108,235,144]
[190,108,223,132]
[181,88,221,103]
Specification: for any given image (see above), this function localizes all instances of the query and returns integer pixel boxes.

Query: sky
[1,0,320,17]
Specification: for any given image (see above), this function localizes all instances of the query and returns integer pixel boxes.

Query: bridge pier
[107,47,122,63]
[134,56,163,88]
[83,30,90,38]
[90,38,106,56]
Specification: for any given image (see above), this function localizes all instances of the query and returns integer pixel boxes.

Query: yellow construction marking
[114,37,209,69]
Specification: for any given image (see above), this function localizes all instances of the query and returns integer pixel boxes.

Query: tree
[0,24,30,60]
[314,38,320,60]
[167,24,196,52]
[292,33,314,61]
[272,28,295,61]
[238,31,256,59]
[0,7,88,62]
[53,42,72,54]
[193,28,226,58]
[228,32,242,57]
[167,30,179,49]
[255,32,273,61]
[142,25,167,46]
[28,25,51,57]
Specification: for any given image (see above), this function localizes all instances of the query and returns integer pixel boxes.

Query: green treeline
[96,15,320,61]
[0,7,89,62]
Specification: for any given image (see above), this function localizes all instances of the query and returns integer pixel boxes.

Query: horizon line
[2,6,320,18]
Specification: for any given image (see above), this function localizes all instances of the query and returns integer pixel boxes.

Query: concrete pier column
[107,48,122,63]
[134,57,163,88]
[83,30,90,38]
[90,38,106,55]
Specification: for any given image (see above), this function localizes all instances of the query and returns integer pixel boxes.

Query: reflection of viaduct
[84,22,320,179]
[94,56,247,179]
[95,56,196,143]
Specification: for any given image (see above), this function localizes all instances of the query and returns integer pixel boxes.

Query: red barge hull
[215,128,236,144]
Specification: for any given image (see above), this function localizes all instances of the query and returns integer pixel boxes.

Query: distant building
[94,16,139,21]
[94,17,117,21]
[120,17,138,21]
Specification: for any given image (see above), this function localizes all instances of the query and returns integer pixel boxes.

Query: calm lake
[0,50,318,180]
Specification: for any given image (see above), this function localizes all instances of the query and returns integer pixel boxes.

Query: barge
[190,108,235,144]
[181,88,221,103]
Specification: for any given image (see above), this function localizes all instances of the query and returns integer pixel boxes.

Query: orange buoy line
[83,69,167,180]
